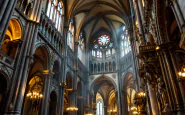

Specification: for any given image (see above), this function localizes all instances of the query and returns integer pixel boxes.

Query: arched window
[78,32,85,64]
[96,100,104,115]
[121,26,131,57]
[67,19,74,51]
[46,0,63,32]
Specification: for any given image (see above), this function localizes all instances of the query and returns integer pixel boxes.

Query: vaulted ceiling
[65,0,132,46]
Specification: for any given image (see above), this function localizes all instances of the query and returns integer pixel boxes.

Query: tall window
[46,0,63,31]
[96,100,104,115]
[78,32,85,64]
[121,26,131,57]
[67,19,74,51]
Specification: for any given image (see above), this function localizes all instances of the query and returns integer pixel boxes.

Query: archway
[63,72,73,115]
[49,91,57,115]
[22,46,49,115]
[122,73,135,115]
[90,76,117,115]
[0,73,8,113]
[53,60,60,82]
[0,18,22,59]
[22,76,43,115]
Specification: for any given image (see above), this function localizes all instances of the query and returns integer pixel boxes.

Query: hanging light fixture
[66,107,78,111]
[178,65,185,80]
[130,106,138,115]
[26,91,43,99]
[26,76,43,111]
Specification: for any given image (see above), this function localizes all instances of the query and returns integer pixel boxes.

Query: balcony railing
[38,12,63,52]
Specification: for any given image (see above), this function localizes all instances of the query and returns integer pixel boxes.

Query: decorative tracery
[46,0,64,32]
[92,34,115,58]
[98,35,110,46]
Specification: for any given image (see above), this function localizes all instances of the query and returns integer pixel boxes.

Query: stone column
[89,91,94,113]
[169,50,185,109]
[147,83,159,115]
[59,81,66,115]
[158,51,173,108]
[170,2,183,32]
[121,90,128,115]
[4,21,38,114]
[41,71,52,115]
[162,50,183,112]
[0,0,17,42]
[104,106,108,115]
[133,0,145,36]
[171,0,185,29]
[137,0,144,23]
[73,41,79,115]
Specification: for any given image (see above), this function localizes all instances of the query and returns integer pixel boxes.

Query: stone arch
[33,43,51,69]
[65,71,73,89]
[53,60,60,81]
[22,76,43,115]
[63,71,73,115]
[6,18,22,40]
[121,72,136,114]
[0,18,22,59]
[90,75,117,93]
[122,72,135,90]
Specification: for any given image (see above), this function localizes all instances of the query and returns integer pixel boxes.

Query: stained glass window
[100,51,102,58]
[106,49,111,57]
[98,35,110,46]
[94,44,98,49]
[67,20,74,51]
[96,101,104,115]
[46,0,63,32]
[92,50,95,57]
[78,32,85,64]
[92,34,115,58]
[121,26,131,57]
[112,48,115,55]
[97,51,100,58]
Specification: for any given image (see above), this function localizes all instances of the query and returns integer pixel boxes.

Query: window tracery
[46,0,63,31]
[92,35,115,58]
[121,26,131,57]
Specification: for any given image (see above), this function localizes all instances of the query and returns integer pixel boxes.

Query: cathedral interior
[0,0,185,115]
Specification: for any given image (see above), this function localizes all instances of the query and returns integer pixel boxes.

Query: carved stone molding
[179,32,185,50]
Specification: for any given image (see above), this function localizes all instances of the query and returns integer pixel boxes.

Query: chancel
[0,0,185,115]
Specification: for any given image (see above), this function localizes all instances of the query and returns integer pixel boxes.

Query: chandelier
[130,106,138,115]
[26,91,43,99]
[178,65,185,80]
[134,91,146,114]
[109,109,117,113]
[66,107,78,111]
